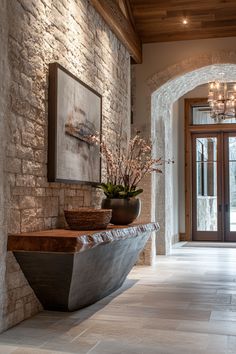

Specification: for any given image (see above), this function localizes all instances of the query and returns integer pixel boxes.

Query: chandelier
[208,81,236,122]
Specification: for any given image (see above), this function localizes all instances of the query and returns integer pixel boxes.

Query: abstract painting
[48,63,102,184]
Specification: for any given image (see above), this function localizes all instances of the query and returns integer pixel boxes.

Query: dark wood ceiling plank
[141,28,236,43]
[129,0,236,43]
[202,19,236,28]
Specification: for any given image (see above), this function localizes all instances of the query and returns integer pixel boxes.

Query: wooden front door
[192,132,236,242]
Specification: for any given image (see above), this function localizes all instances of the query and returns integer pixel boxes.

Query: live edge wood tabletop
[7,222,160,253]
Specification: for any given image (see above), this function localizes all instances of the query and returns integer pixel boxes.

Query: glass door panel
[225,134,236,241]
[196,162,217,232]
[229,138,236,232]
[192,134,222,241]
[196,138,218,232]
[192,106,236,125]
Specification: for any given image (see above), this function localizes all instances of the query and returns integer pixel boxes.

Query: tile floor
[1,246,236,353]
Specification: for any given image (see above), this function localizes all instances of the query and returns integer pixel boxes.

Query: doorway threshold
[182,242,236,248]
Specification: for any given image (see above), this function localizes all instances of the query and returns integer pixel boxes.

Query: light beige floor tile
[210,310,236,321]
[227,335,236,352]
[1,246,236,354]
[0,345,18,354]
[12,348,63,354]
[177,319,236,336]
[41,337,99,354]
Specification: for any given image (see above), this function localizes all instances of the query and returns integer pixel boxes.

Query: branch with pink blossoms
[87,131,174,198]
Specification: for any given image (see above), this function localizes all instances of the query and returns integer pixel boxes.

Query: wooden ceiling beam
[90,0,142,64]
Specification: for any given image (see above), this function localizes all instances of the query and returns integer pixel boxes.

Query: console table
[8,223,159,311]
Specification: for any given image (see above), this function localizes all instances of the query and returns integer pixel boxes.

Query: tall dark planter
[101,198,141,225]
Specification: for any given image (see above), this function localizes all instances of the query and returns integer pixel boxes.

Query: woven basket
[64,208,112,230]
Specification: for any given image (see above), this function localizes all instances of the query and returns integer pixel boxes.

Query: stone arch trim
[147,50,236,93]
[145,50,236,257]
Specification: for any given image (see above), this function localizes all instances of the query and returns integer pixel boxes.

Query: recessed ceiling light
[182,18,188,25]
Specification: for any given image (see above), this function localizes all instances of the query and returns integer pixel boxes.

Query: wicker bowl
[64,208,112,230]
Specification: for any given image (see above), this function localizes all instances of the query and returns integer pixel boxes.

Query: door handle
[225,204,229,212]
[219,205,222,212]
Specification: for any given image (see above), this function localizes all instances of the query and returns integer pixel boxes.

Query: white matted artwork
[48,63,102,184]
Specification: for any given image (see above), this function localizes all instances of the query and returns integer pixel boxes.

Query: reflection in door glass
[192,106,236,125]
[196,138,217,231]
[229,138,236,231]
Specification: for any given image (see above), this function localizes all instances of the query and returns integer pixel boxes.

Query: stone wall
[0,0,9,334]
[0,0,130,331]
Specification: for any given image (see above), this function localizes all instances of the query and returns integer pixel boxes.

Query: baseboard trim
[179,233,186,241]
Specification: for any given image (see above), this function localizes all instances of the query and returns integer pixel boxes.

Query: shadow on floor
[0,278,139,350]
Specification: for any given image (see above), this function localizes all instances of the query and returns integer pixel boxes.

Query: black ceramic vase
[101,198,141,225]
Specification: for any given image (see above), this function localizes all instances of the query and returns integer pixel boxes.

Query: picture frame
[48,63,102,185]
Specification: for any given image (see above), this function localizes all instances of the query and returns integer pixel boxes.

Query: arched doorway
[142,53,236,260]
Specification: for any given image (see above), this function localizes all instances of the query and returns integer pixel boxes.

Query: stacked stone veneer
[0,0,130,331]
[0,0,9,334]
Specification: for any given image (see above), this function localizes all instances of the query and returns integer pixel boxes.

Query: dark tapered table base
[9,224,159,311]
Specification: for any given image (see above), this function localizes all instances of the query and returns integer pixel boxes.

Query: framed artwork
[48,63,102,184]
